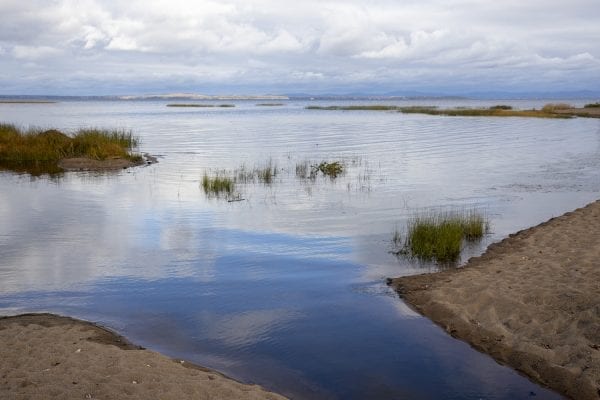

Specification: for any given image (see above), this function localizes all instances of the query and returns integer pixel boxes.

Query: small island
[0,123,149,175]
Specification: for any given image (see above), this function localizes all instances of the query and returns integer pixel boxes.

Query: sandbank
[389,200,600,399]
[0,313,286,400]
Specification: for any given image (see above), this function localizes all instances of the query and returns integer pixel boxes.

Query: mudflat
[0,313,286,400]
[390,200,600,399]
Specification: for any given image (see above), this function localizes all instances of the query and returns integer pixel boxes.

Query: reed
[397,209,488,262]
[0,124,139,165]
[201,172,235,195]
[541,103,572,112]
[167,104,235,108]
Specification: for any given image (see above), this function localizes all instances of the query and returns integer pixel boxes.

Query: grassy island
[306,104,600,118]
[0,123,142,174]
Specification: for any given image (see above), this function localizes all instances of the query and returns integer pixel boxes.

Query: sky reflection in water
[1,100,597,398]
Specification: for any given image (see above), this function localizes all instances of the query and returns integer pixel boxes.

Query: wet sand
[0,313,286,400]
[389,200,600,399]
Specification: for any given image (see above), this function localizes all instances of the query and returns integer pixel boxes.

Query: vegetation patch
[295,160,345,179]
[0,100,56,104]
[306,105,401,111]
[0,123,142,174]
[584,102,600,108]
[315,161,344,178]
[394,210,488,263]
[305,104,579,118]
[256,103,284,106]
[201,172,235,197]
[541,103,572,113]
[167,104,235,108]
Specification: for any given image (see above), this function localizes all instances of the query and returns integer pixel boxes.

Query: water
[1,99,599,399]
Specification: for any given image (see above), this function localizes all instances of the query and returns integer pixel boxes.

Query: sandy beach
[390,200,600,399]
[0,313,286,400]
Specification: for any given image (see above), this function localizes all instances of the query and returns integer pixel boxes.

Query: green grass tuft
[396,210,488,263]
[201,172,235,196]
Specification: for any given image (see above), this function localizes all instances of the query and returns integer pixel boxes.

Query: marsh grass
[316,161,344,178]
[0,100,56,104]
[399,107,571,118]
[541,103,572,112]
[234,159,278,184]
[396,210,488,263]
[167,104,235,108]
[306,104,571,118]
[256,159,277,183]
[0,124,140,169]
[294,160,345,179]
[201,172,235,196]
[584,102,600,108]
[306,105,401,111]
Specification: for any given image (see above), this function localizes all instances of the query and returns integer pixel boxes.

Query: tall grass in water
[201,172,235,196]
[0,124,139,164]
[397,210,488,263]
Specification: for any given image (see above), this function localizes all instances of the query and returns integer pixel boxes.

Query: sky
[1,0,599,96]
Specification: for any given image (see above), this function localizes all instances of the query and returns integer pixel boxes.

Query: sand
[389,200,600,399]
[0,313,286,400]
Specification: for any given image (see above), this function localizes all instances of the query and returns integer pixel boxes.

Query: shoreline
[0,313,286,399]
[389,200,600,399]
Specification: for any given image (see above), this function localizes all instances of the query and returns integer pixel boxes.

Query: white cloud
[0,0,599,94]
[12,45,62,60]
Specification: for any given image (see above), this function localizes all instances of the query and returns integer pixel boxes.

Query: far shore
[0,313,286,400]
[389,200,600,400]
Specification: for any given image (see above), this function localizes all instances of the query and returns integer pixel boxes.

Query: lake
[1,99,599,399]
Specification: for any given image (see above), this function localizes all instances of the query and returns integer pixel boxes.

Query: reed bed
[306,105,401,111]
[294,160,345,179]
[167,104,235,108]
[0,124,140,165]
[306,104,572,118]
[396,210,488,263]
[201,172,235,196]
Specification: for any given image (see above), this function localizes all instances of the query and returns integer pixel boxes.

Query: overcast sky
[1,0,599,96]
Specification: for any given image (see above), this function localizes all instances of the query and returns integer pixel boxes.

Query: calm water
[1,99,599,399]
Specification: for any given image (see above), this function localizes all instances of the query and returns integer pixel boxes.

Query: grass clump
[201,172,235,196]
[295,160,345,179]
[584,102,600,108]
[489,105,513,110]
[256,159,277,183]
[316,161,344,178]
[541,103,572,112]
[396,210,488,263]
[0,123,140,172]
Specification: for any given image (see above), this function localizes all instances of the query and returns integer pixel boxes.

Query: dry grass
[0,124,140,171]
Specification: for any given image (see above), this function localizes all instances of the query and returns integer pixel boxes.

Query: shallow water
[1,99,599,399]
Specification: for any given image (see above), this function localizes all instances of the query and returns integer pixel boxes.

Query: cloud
[0,0,599,94]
